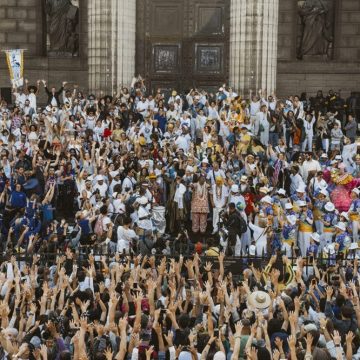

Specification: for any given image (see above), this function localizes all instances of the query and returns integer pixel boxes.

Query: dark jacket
[44,86,64,106]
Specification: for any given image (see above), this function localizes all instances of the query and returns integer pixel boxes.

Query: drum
[152,206,166,234]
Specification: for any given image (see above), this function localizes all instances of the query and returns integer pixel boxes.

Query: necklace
[197,183,207,200]
[216,185,222,200]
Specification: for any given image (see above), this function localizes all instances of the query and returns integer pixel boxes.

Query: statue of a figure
[45,0,79,56]
[297,0,334,59]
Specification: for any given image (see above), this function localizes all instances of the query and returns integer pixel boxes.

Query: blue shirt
[10,191,27,208]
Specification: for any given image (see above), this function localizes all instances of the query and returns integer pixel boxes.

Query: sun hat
[248,291,271,309]
[324,202,335,212]
[297,200,307,207]
[310,233,321,243]
[340,212,349,221]
[261,195,273,204]
[335,222,346,232]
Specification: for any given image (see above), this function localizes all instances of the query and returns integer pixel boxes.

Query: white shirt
[212,184,229,208]
[28,93,37,109]
[93,182,108,197]
[117,226,138,253]
[137,206,153,230]
[122,176,136,193]
[14,92,27,108]
[250,101,261,116]
[175,134,191,152]
[301,160,321,182]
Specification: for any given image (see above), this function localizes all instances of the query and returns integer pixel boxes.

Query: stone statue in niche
[297,0,335,60]
[45,0,79,57]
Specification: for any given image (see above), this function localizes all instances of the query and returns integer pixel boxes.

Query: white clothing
[301,159,321,182]
[117,226,138,253]
[174,183,186,209]
[122,176,136,193]
[137,206,153,231]
[93,182,108,197]
[249,222,267,255]
[342,143,357,173]
[290,173,306,194]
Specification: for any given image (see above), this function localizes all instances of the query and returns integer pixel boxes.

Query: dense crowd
[0,77,360,358]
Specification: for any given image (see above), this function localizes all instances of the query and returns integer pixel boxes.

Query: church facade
[0,0,359,102]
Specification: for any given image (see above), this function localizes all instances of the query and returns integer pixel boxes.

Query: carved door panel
[136,0,229,95]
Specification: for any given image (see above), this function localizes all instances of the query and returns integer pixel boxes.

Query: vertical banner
[4,49,24,87]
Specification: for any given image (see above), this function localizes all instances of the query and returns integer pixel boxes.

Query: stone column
[229,0,279,95]
[88,0,136,94]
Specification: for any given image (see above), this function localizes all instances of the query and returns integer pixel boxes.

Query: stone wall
[0,0,43,56]
[0,0,88,105]
[276,0,360,98]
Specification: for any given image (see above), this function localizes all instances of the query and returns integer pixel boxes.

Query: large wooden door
[136,0,230,96]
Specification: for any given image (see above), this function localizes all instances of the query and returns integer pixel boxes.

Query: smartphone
[133,282,138,289]
[214,329,219,337]
[203,305,209,312]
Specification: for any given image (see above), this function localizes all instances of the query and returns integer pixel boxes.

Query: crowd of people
[0,77,360,358]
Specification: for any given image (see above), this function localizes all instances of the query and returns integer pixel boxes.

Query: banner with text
[4,49,24,87]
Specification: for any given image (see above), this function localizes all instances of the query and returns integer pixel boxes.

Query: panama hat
[248,291,271,309]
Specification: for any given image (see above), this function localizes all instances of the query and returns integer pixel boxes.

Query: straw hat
[248,291,271,309]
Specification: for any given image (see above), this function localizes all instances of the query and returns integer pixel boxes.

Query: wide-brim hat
[285,202,293,210]
[296,186,306,193]
[335,222,346,232]
[297,200,307,207]
[310,232,321,243]
[261,195,273,204]
[340,212,349,221]
[248,291,271,309]
[324,202,335,212]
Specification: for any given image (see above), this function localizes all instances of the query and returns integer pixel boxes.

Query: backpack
[238,214,248,234]
[94,215,104,237]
